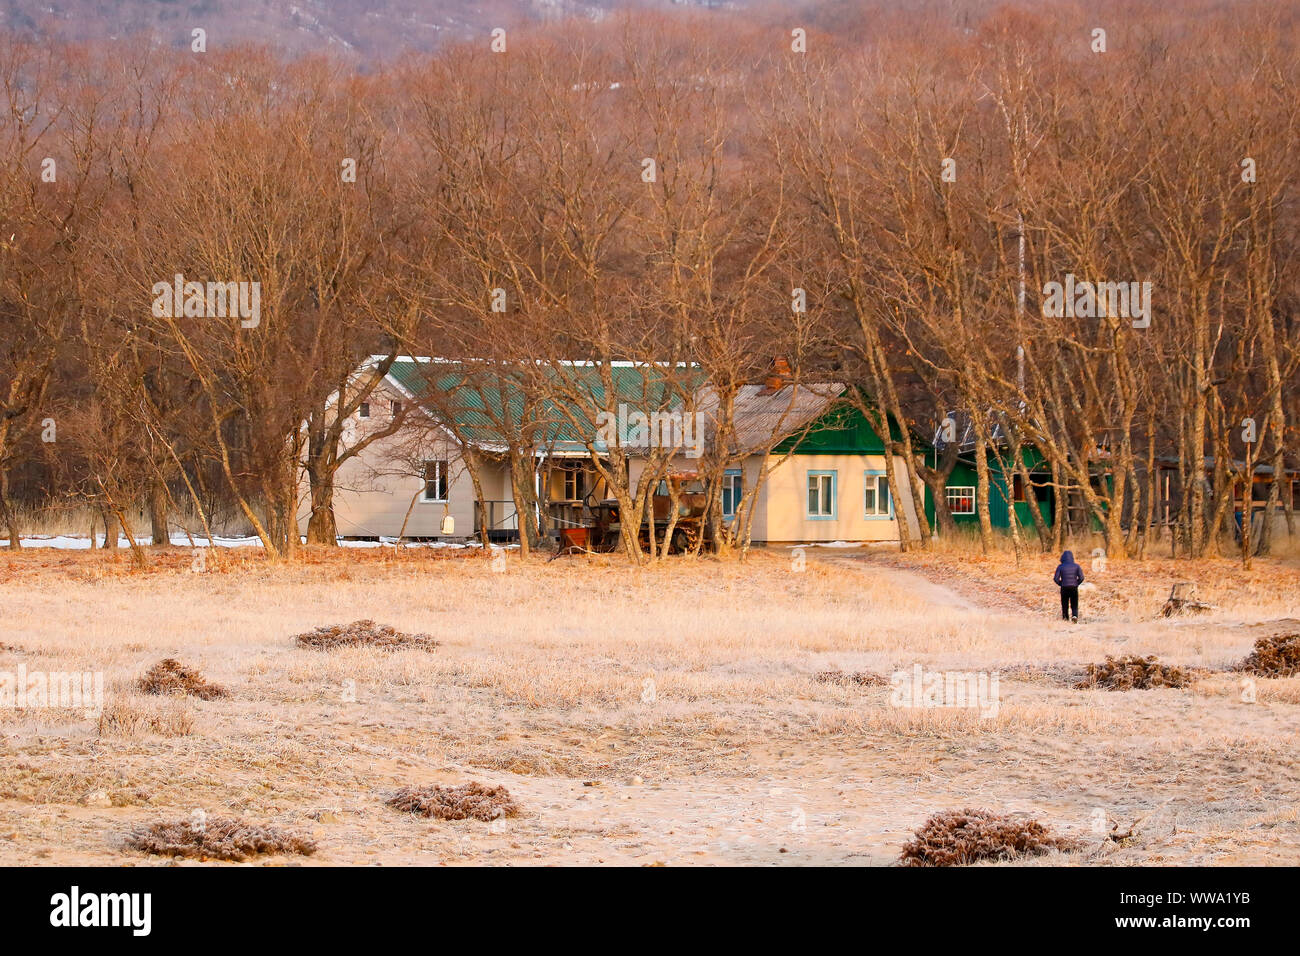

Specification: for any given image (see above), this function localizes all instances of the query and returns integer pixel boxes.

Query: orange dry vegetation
[387,782,520,821]
[899,808,1082,866]
[1074,655,1202,690]
[294,620,439,652]
[126,817,317,861]
[0,543,494,592]
[1236,633,1300,677]
[138,658,228,700]
[0,544,1297,865]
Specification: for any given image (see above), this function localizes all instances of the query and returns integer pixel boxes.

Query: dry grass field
[1,542,1298,866]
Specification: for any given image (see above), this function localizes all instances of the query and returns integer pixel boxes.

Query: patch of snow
[787,541,865,549]
[1,533,265,549]
[3,533,520,551]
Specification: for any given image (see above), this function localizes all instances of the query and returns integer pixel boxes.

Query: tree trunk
[112,505,149,569]
[0,469,20,550]
[507,450,535,559]
[461,450,491,548]
[1014,454,1051,552]
[865,343,931,548]
[1190,346,1208,558]
[1051,459,1065,554]
[972,416,994,553]
[99,507,118,550]
[395,487,422,542]
[879,442,914,553]
[306,477,337,545]
[149,480,172,548]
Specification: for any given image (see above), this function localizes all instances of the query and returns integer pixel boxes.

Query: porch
[473,498,591,543]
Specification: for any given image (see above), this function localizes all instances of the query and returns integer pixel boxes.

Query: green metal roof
[386,359,700,452]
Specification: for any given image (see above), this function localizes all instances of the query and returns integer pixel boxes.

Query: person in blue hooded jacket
[1053,550,1084,622]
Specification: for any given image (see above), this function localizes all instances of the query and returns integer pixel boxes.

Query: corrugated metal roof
[695,382,845,454]
[385,358,699,451]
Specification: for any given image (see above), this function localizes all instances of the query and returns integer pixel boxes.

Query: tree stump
[1161,582,1216,617]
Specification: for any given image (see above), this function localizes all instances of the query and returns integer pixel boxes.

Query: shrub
[900,808,1081,866]
[1236,634,1300,677]
[387,782,520,821]
[126,817,317,861]
[137,658,227,700]
[294,619,438,652]
[1074,655,1198,690]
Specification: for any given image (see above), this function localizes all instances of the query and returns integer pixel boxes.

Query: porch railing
[475,500,518,537]
[473,499,589,541]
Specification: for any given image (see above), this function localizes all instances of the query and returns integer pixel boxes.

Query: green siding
[930,449,1053,530]
[773,400,905,455]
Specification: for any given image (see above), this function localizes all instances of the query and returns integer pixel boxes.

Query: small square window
[358,402,370,419]
[391,400,402,416]
[946,486,975,515]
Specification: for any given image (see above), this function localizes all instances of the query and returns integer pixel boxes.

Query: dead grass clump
[1236,634,1300,677]
[899,808,1081,867]
[813,669,889,688]
[294,619,438,652]
[469,749,561,777]
[1074,655,1199,690]
[125,817,316,861]
[97,697,194,738]
[386,782,520,821]
[137,658,227,700]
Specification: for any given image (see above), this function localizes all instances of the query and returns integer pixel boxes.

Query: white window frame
[864,471,892,518]
[421,460,449,503]
[807,470,836,519]
[946,485,976,515]
[357,402,370,419]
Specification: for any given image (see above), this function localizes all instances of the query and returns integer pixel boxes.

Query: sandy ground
[0,544,1297,866]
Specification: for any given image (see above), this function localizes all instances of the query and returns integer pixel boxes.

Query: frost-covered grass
[0,546,1296,865]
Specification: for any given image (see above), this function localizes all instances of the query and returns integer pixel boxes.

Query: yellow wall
[626,452,918,544]
[758,453,920,543]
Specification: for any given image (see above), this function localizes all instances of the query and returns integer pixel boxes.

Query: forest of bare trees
[1,0,1297,565]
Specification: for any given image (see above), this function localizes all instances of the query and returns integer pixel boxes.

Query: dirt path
[806,549,980,611]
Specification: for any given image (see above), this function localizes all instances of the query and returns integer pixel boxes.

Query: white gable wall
[297,381,507,539]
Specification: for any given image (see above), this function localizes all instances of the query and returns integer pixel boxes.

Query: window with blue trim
[807,470,836,518]
[722,469,743,520]
[864,471,892,517]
